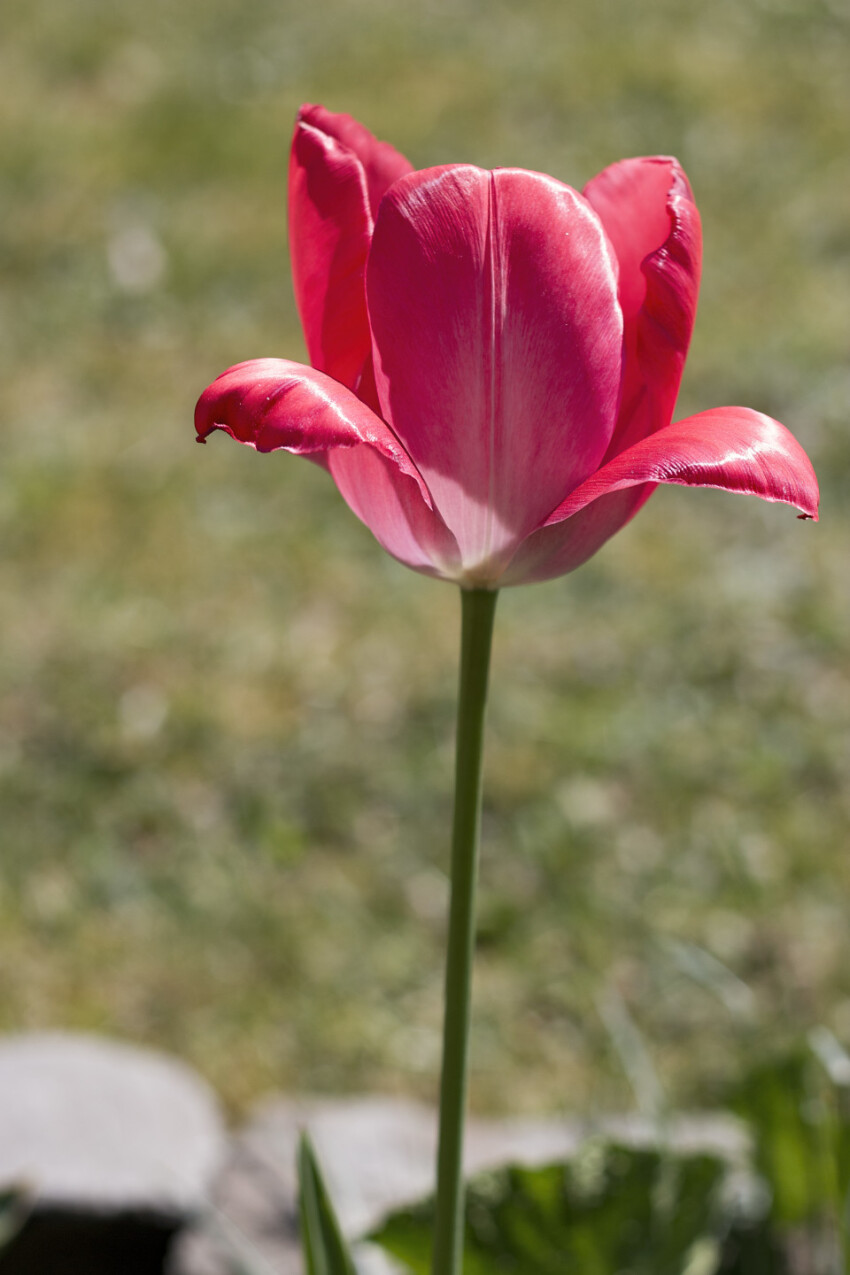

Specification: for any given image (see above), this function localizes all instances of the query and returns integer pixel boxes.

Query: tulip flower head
[196,105,818,587]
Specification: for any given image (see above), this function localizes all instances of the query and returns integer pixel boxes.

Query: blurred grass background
[1,0,849,1117]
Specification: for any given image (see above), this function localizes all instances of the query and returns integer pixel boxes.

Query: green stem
[431,586,499,1275]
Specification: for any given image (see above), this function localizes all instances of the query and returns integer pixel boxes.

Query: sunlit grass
[1,0,849,1114]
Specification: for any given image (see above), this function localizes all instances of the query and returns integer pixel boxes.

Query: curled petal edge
[195,358,429,492]
[288,107,413,395]
[194,359,462,577]
[295,104,413,221]
[542,406,819,526]
[584,157,702,462]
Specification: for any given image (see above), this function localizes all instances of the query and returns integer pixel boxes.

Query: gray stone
[170,1095,749,1275]
[0,1032,226,1275]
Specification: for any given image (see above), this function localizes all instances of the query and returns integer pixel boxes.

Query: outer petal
[501,487,656,586]
[328,445,462,579]
[298,105,413,221]
[584,156,702,458]
[548,407,819,520]
[504,406,818,586]
[367,165,623,581]
[555,158,704,566]
[195,359,460,578]
[289,106,412,396]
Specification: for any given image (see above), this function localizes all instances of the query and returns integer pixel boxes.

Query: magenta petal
[584,157,702,457]
[195,357,427,473]
[546,406,820,522]
[367,165,623,577]
[502,486,657,586]
[289,115,373,391]
[504,406,818,586]
[297,104,413,221]
[328,445,462,579]
[195,359,460,577]
[289,107,412,394]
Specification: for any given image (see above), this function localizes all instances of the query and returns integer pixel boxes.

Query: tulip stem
[431,586,499,1275]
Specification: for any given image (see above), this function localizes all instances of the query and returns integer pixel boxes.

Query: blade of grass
[298,1132,358,1275]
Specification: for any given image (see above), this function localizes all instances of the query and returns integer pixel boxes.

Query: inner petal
[366,165,624,573]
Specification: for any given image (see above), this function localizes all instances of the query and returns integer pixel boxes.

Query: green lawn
[1,0,849,1116]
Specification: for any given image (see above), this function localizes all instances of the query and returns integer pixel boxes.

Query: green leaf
[725,1035,850,1269]
[298,1133,358,1275]
[370,1142,748,1275]
[729,1041,850,1228]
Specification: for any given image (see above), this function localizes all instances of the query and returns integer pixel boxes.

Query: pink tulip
[196,104,819,587]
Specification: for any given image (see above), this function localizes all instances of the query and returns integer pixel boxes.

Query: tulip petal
[195,358,460,577]
[546,407,819,521]
[501,486,657,586]
[328,444,462,579]
[585,157,702,457]
[297,104,413,220]
[367,165,623,577]
[504,405,818,585]
[289,106,412,395]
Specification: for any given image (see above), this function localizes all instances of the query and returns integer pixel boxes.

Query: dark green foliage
[368,1043,850,1275]
[728,1037,850,1270]
[372,1143,747,1275]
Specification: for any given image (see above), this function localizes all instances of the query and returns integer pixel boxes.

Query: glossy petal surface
[196,358,390,456]
[200,107,819,589]
[289,106,411,394]
[195,358,460,575]
[367,165,623,581]
[505,407,818,585]
[514,156,705,580]
[548,406,819,522]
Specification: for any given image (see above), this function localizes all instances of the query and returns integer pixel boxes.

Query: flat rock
[0,1032,226,1275]
[170,1095,748,1275]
